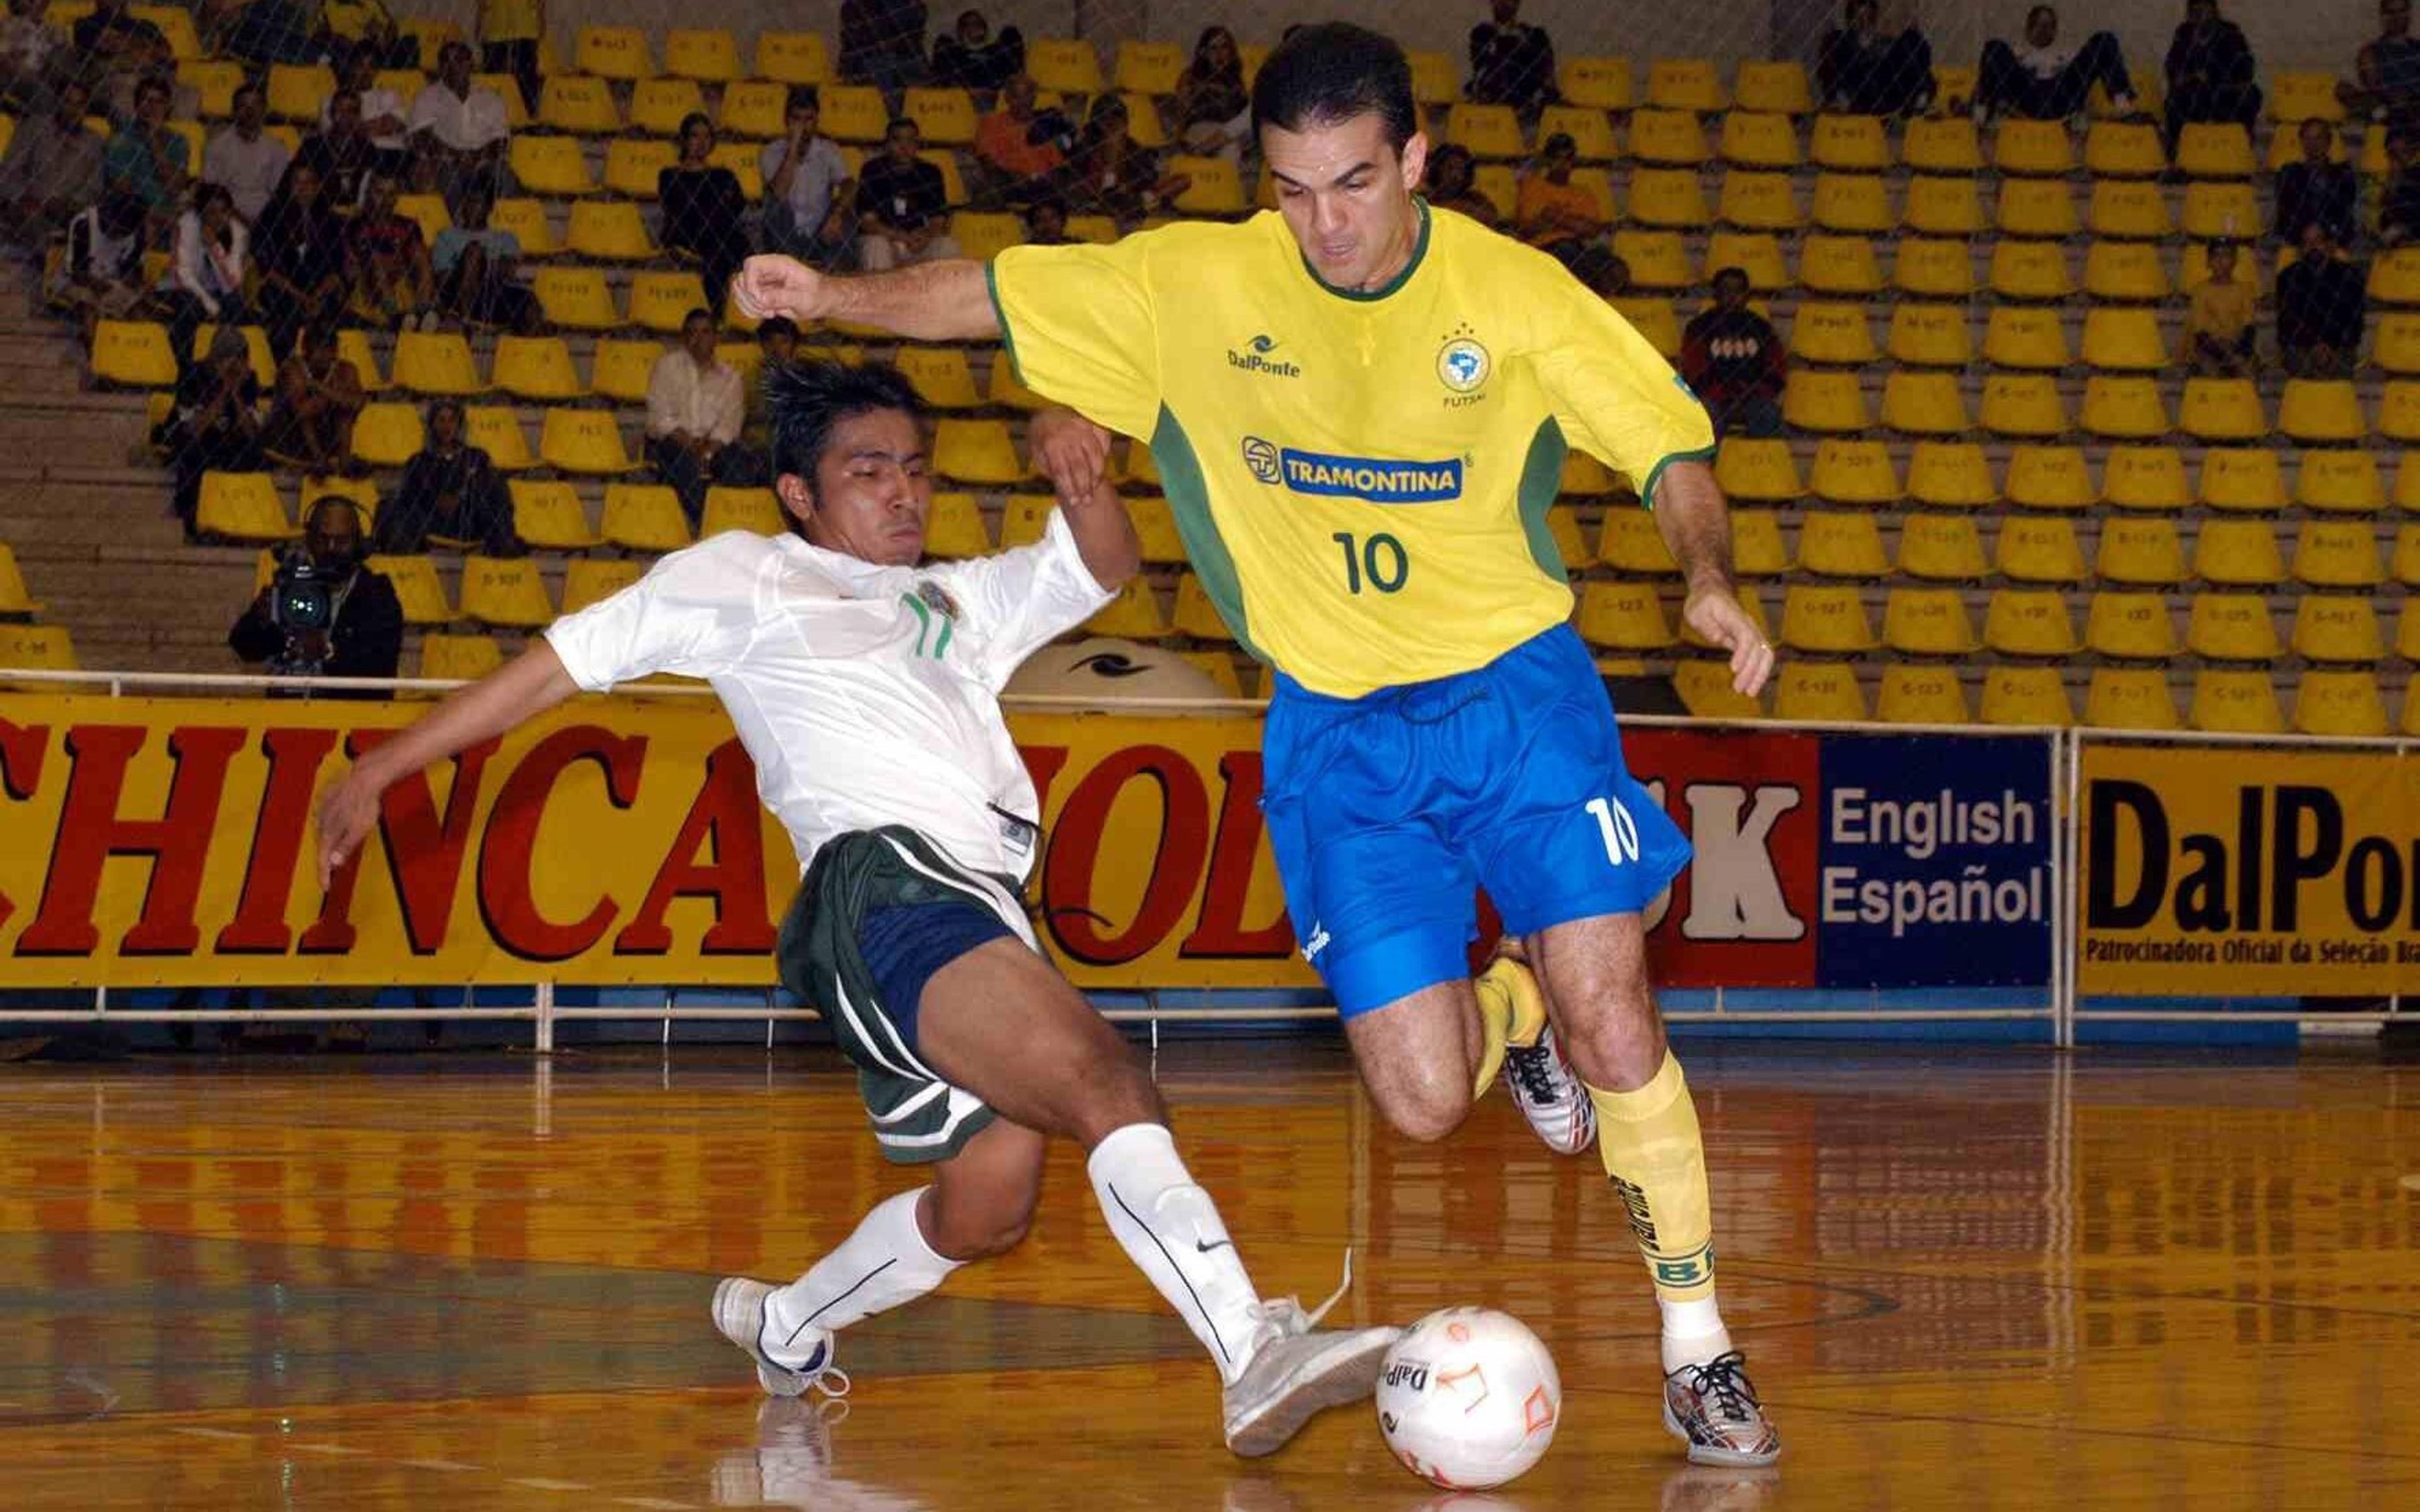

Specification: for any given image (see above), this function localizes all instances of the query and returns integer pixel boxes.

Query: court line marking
[398,1458,485,1472]
[508,1477,593,1492]
[168,1426,248,1441]
[289,1443,366,1456]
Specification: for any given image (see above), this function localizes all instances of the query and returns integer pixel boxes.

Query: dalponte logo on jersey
[1224,333,1301,379]
[1242,438,1464,502]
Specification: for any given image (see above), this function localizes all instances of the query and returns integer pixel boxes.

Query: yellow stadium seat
[389,331,486,397]
[575,25,654,80]
[2373,312,2420,375]
[1559,56,1635,110]
[1728,60,1807,114]
[1626,107,1708,166]
[297,474,377,531]
[1124,495,1187,564]
[708,142,765,201]
[1559,451,1614,498]
[456,554,555,628]
[2085,668,2181,731]
[463,406,534,471]
[1996,179,2077,238]
[693,487,777,539]
[2191,668,2285,734]
[1983,375,2068,440]
[1671,658,1762,721]
[1625,168,1710,229]
[1882,586,1980,655]
[2404,602,2420,658]
[487,198,558,258]
[943,210,1022,265]
[756,31,829,85]
[417,633,504,683]
[2194,518,2285,585]
[1172,573,1232,641]
[509,136,597,196]
[1799,233,1883,295]
[1712,437,1802,501]
[1537,105,1617,162]
[538,75,622,134]
[2295,450,2384,513]
[2078,375,2169,440]
[1083,578,1168,641]
[2295,520,2385,587]
[2187,593,2279,660]
[532,267,619,332]
[349,402,424,467]
[1798,508,1890,577]
[1730,511,1792,576]
[1994,119,2074,176]
[2084,239,2171,301]
[2270,71,2346,123]
[904,86,979,147]
[187,323,275,387]
[2083,119,2165,176]
[2383,381,2420,442]
[89,319,178,387]
[1115,39,1187,96]
[702,80,783,139]
[196,472,295,542]
[1902,175,1981,236]
[561,557,643,614]
[1996,516,2087,583]
[1465,164,1516,220]
[934,419,1023,484]
[2102,445,2189,512]
[1790,302,1876,365]
[1576,581,1674,650]
[2179,181,2258,239]
[2087,180,2174,239]
[1779,584,1877,654]
[1881,370,1969,435]
[1908,442,1996,509]
[0,544,37,616]
[2293,670,2390,737]
[508,479,599,549]
[1697,232,1783,292]
[1613,297,1681,358]
[1904,116,1982,174]
[267,62,335,122]
[586,339,661,403]
[182,57,243,118]
[1811,173,1893,234]
[1985,588,2079,656]
[2006,444,2096,509]
[594,483,691,552]
[1719,112,1799,168]
[1446,103,1524,159]
[894,346,980,410]
[1646,57,1725,112]
[541,409,641,476]
[1595,509,1678,575]
[626,78,703,137]
[660,28,740,83]
[364,554,447,625]
[917,492,990,559]
[1782,370,1870,433]
[2087,590,2178,658]
[1884,303,1971,367]
[2278,379,2366,443]
[2179,377,2266,442]
[491,336,585,402]
[1807,440,1900,505]
[1807,115,1890,173]
[2097,517,2188,585]
[1875,663,1969,725]
[1895,514,1988,581]
[1893,238,1974,299]
[470,72,532,129]
[1170,155,1245,214]
[628,272,709,334]
[798,83,882,144]
[603,137,677,198]
[2175,122,2255,178]
[1027,36,1103,96]
[391,195,452,250]
[2291,595,2383,663]
[1988,240,2073,300]
[1774,662,1869,723]
[1983,307,2071,370]
[1980,666,2073,726]
[2194,447,2286,513]
[2075,307,2164,372]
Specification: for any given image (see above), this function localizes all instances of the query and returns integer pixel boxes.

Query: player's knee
[1378,1080,1472,1145]
[928,1194,1035,1260]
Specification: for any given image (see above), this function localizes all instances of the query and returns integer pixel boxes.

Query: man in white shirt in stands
[645,306,761,524]
[313,358,1400,1457]
[408,40,510,202]
[760,85,856,268]
[325,42,410,172]
[204,81,291,224]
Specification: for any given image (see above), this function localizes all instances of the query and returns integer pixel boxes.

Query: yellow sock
[1589,1052,1716,1303]
[1469,958,1549,1099]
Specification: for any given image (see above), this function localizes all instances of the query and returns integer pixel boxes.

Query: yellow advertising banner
[0,694,1310,990]
[2080,743,2418,996]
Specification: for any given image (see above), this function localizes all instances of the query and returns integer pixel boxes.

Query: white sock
[1087,1122,1267,1386]
[1659,1292,1733,1374]
[762,1188,961,1369]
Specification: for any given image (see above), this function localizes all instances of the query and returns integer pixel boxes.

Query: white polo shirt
[407,81,510,153]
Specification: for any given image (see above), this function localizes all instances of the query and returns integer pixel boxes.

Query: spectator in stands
[1818,0,1935,117]
[1175,26,1251,163]
[929,9,1022,95]
[1973,6,2140,123]
[2184,238,2256,375]
[349,171,435,331]
[763,87,857,267]
[972,73,1068,206]
[2276,221,2367,376]
[1424,141,1500,227]
[230,498,403,688]
[377,397,517,554]
[166,325,263,537]
[0,0,58,111]
[162,183,248,377]
[841,0,929,102]
[2275,118,2358,246]
[103,74,190,245]
[1056,96,1187,231]
[2340,0,2420,125]
[478,0,543,114]
[2380,125,2420,241]
[1680,268,1787,438]
[329,42,410,178]
[50,191,153,343]
[70,0,164,100]
[1574,245,1631,299]
[205,82,291,225]
[2162,0,2260,155]
[1468,0,1556,115]
[1514,132,1606,256]
[1023,190,1071,245]
[408,41,510,208]
[660,113,751,318]
[296,89,379,212]
[0,77,104,247]
[253,159,352,357]
[646,307,758,524]
[432,183,534,329]
[858,116,963,268]
[260,319,362,473]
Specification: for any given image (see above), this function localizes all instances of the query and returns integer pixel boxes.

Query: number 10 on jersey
[1332,531,1409,595]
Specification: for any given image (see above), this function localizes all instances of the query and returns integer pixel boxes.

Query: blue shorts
[1262,624,1691,1017]
[856,900,1018,1055]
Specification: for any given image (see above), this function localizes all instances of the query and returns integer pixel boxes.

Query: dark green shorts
[777,827,1032,1164]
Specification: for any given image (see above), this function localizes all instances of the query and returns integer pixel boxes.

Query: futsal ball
[1376,1307,1561,1490]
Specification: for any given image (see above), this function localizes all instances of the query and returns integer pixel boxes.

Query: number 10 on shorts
[1587,796,1641,867]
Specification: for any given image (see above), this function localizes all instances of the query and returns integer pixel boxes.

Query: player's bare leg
[1528,912,1779,1467]
[1341,962,1592,1155]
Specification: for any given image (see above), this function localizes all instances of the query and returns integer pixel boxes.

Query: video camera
[265,546,339,676]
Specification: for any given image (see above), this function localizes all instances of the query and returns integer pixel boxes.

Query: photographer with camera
[229,496,401,696]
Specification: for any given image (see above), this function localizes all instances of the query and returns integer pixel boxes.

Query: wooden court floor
[0,1037,2414,1510]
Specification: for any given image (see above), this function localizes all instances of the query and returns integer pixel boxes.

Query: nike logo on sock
[1195,1237,1233,1254]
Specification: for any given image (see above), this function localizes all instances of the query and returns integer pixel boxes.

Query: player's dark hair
[766,358,926,501]
[1250,22,1418,152]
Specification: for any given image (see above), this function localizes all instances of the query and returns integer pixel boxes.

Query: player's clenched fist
[732,255,831,324]
[1027,407,1112,502]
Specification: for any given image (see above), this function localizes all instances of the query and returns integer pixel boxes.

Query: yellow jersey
[987,202,1713,697]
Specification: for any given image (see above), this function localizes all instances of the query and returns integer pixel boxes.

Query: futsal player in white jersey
[314,359,1399,1455]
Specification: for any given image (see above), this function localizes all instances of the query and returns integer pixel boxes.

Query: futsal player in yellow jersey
[736,23,1780,1465]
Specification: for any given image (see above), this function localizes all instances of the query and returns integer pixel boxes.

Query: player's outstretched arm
[1031,408,1138,590]
[314,642,580,887]
[1654,461,1777,698]
[729,253,1001,343]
